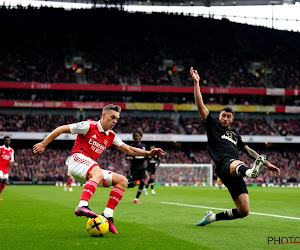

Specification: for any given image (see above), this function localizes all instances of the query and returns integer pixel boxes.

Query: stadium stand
[1,6,300,186]
[8,148,300,184]
[0,7,300,88]
[2,113,300,135]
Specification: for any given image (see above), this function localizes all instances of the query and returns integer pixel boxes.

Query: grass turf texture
[1,186,299,250]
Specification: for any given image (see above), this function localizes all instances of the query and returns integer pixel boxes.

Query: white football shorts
[68,153,113,187]
[0,170,9,180]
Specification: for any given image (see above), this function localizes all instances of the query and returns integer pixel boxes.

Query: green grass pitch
[1,185,299,249]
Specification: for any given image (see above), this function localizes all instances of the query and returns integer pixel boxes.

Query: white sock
[103,207,114,218]
[209,214,216,222]
[245,169,252,177]
[134,198,138,201]
[78,200,88,207]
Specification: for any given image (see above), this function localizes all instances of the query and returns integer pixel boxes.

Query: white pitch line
[161,202,300,221]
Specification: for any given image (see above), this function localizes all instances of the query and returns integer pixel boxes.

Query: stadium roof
[34,0,297,7]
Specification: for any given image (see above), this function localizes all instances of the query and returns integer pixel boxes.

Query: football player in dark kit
[143,145,160,195]
[190,67,280,226]
[127,131,147,204]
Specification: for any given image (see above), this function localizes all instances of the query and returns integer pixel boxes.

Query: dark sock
[236,163,249,177]
[136,181,145,199]
[216,209,242,221]
[127,182,136,188]
[147,179,153,189]
[136,190,142,199]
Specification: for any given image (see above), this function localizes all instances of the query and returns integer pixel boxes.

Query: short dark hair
[221,106,234,115]
[103,104,121,113]
[133,131,143,137]
[3,136,10,140]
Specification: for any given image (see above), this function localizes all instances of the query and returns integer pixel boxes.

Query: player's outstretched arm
[33,125,71,154]
[118,144,164,157]
[190,67,209,120]
[242,145,280,176]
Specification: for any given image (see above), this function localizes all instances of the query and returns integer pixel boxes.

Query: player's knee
[239,209,249,218]
[90,171,104,183]
[120,175,128,188]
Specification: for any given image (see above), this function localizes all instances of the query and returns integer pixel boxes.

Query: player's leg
[69,153,103,218]
[196,167,249,226]
[133,170,145,203]
[150,173,156,194]
[134,178,145,203]
[127,180,137,188]
[127,170,137,188]
[67,176,73,191]
[74,165,103,218]
[0,171,8,201]
[230,156,266,178]
[143,170,149,195]
[147,173,156,194]
[0,177,7,201]
[102,172,128,234]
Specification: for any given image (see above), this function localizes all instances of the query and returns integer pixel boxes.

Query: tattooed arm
[242,145,260,161]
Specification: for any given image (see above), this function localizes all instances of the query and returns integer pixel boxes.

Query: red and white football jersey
[69,120,123,161]
[0,145,14,174]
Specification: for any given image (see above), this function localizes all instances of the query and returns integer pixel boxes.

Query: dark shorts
[146,167,156,175]
[215,158,248,201]
[130,169,145,181]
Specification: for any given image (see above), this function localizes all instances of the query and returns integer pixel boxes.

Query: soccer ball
[86,215,109,237]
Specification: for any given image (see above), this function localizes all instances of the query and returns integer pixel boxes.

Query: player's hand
[33,142,46,154]
[267,163,280,176]
[150,148,165,156]
[190,67,200,84]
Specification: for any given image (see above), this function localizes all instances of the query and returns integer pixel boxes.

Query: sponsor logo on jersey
[92,134,97,139]
[2,155,11,160]
[88,138,107,154]
[221,134,237,145]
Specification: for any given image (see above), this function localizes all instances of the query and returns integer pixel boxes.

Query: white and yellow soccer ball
[86,215,109,237]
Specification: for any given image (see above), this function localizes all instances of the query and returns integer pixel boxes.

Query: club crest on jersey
[104,139,108,146]
[226,131,233,138]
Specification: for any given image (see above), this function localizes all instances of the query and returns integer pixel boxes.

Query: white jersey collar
[98,120,110,135]
[3,145,11,150]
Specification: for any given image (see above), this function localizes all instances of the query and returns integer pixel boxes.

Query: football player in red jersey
[0,136,15,201]
[33,104,164,234]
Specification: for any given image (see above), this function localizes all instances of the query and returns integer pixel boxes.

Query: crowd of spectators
[8,147,300,185]
[0,113,181,134]
[1,113,300,135]
[273,119,300,136]
[0,7,299,89]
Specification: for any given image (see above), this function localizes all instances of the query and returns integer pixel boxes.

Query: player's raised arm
[117,143,164,157]
[33,125,71,154]
[190,67,209,120]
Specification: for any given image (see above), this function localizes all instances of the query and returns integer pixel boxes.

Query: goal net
[154,163,213,187]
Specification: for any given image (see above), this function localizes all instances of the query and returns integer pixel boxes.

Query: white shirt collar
[3,145,10,150]
[98,120,110,135]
